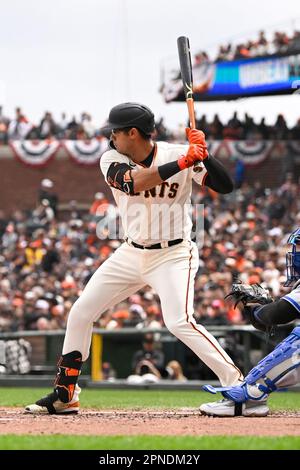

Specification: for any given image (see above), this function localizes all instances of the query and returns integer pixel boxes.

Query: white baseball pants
[62,240,243,386]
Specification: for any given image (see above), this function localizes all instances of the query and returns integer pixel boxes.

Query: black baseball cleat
[25,386,81,415]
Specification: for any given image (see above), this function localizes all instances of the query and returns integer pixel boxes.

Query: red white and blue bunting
[226,140,274,166]
[63,137,109,166]
[7,139,294,167]
[9,139,60,167]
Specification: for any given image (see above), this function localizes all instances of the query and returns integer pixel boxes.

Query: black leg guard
[54,351,82,403]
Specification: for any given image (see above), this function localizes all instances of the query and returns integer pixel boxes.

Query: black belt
[126,238,183,250]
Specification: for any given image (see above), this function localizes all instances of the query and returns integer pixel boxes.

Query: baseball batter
[26,102,243,414]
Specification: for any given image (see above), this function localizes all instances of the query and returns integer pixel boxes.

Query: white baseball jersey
[100,141,207,244]
[282,283,300,314]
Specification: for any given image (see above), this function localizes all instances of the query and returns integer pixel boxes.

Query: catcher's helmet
[102,102,155,135]
[285,228,300,286]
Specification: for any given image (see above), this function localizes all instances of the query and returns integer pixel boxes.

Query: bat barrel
[177,36,202,172]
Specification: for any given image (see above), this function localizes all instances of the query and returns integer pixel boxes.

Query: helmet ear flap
[109,139,116,150]
[293,250,300,273]
[285,229,300,286]
[285,247,300,286]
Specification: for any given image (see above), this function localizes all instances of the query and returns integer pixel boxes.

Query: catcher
[200,227,300,417]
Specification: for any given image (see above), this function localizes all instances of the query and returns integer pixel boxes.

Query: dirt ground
[0,407,300,436]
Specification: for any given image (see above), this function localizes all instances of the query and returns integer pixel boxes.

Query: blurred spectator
[89,192,109,218]
[102,361,116,381]
[0,106,9,126]
[128,337,187,383]
[291,118,300,140]
[223,112,243,140]
[199,299,230,326]
[106,309,130,329]
[210,114,223,139]
[0,106,9,144]
[143,305,162,329]
[38,179,58,216]
[66,115,79,140]
[232,156,246,189]
[7,107,32,140]
[81,113,96,138]
[155,117,169,141]
[24,239,45,269]
[273,114,288,140]
[41,239,60,273]
[131,333,165,378]
[165,360,187,381]
[128,304,146,327]
[258,117,270,139]
[196,115,210,136]
[39,112,57,139]
[32,200,55,228]
[58,112,68,136]
[266,193,286,224]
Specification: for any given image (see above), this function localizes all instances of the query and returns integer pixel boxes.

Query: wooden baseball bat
[177,36,202,172]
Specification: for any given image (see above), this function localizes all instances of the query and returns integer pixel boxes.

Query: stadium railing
[0,325,294,385]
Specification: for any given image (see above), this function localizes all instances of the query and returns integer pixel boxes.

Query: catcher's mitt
[224,282,273,309]
[225,280,274,333]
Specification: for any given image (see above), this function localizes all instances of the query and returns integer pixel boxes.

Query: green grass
[0,435,299,450]
[1,387,300,411]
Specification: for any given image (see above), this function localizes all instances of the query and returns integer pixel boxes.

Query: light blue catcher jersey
[282,281,300,315]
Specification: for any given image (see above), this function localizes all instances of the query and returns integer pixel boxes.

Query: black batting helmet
[102,102,155,135]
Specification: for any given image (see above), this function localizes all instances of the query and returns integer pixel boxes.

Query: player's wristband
[158,161,181,181]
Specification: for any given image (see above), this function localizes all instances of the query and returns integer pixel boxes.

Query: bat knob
[193,161,203,173]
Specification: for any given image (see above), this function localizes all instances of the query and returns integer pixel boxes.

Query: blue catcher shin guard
[203,326,300,403]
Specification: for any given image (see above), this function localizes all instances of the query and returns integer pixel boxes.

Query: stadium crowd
[0,173,298,333]
[194,29,300,64]
[0,106,101,143]
[171,113,300,142]
[1,105,300,144]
